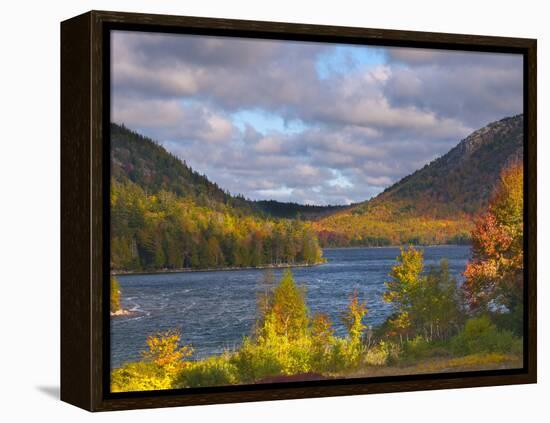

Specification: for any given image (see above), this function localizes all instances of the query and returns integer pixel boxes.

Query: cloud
[254,136,284,154]
[112,98,237,144]
[111,31,523,205]
[384,47,523,129]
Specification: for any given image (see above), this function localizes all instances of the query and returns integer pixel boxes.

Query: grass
[343,352,522,379]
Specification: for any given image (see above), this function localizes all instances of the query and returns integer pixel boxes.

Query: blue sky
[112,32,523,205]
[316,45,387,79]
[232,109,308,135]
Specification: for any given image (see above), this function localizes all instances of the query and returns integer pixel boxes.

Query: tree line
[111,181,324,271]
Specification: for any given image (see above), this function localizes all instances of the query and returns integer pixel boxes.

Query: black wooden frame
[61,10,537,411]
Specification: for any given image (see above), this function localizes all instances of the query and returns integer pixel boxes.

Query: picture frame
[61,10,537,411]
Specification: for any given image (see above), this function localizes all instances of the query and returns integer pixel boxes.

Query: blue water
[111,245,471,368]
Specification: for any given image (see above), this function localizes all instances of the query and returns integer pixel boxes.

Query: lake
[111,245,471,368]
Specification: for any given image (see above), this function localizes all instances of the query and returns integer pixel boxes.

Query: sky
[111,31,523,206]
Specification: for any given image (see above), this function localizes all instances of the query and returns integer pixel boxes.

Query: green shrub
[379,340,402,366]
[325,336,375,372]
[450,316,519,356]
[231,331,313,383]
[231,337,282,382]
[401,336,431,361]
[325,338,357,372]
[396,337,452,365]
[492,305,524,337]
[175,354,238,388]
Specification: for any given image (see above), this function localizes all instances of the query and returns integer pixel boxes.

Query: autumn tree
[311,313,335,351]
[309,312,336,368]
[142,329,193,375]
[384,247,461,342]
[110,180,325,272]
[341,291,368,346]
[269,270,309,340]
[463,161,524,315]
[383,247,423,341]
[414,260,462,340]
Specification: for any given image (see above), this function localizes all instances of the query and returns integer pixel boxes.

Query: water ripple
[111,245,470,368]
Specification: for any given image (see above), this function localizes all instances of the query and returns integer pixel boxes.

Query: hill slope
[111,123,345,219]
[314,115,524,246]
[110,124,325,271]
[111,123,256,215]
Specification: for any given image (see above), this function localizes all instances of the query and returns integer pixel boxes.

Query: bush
[323,338,360,372]
[364,344,389,366]
[395,337,452,365]
[111,330,193,392]
[231,333,313,383]
[175,354,238,388]
[141,329,193,375]
[111,361,173,392]
[450,316,520,356]
[110,277,121,313]
[231,337,281,382]
[492,305,524,337]
[401,336,431,361]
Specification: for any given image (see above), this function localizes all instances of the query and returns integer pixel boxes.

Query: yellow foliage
[111,362,174,392]
[142,329,193,375]
[364,345,389,366]
[110,277,121,313]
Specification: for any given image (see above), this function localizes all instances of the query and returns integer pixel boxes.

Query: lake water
[111,245,471,369]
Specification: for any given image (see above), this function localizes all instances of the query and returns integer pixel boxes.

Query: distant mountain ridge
[111,123,346,219]
[314,115,524,246]
[111,115,523,248]
[356,114,523,218]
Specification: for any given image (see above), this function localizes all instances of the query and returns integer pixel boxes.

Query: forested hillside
[112,123,345,219]
[111,114,524,259]
[110,124,324,271]
[367,114,523,216]
[253,200,349,220]
[111,124,254,215]
[315,115,524,247]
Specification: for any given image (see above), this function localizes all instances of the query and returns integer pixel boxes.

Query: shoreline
[110,308,137,318]
[323,243,471,250]
[111,260,326,276]
[111,244,471,276]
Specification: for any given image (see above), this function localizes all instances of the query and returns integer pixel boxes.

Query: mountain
[366,114,523,217]
[111,123,343,219]
[111,114,524,253]
[314,115,524,246]
[111,123,255,215]
[110,123,325,271]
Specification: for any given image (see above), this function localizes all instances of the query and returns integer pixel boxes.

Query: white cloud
[111,31,523,205]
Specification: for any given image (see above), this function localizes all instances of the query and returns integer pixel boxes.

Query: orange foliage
[462,161,524,310]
